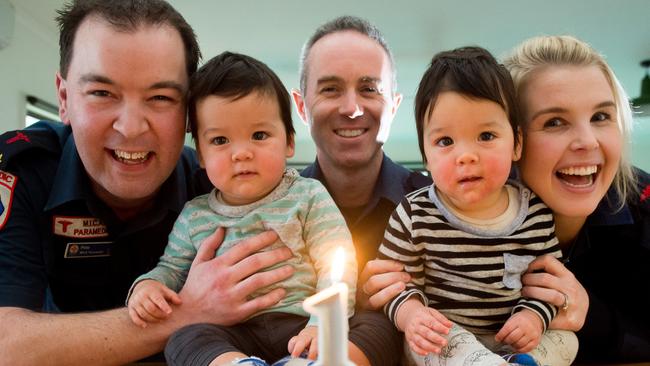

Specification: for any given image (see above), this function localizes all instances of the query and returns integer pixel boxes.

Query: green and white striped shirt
[130,169,356,323]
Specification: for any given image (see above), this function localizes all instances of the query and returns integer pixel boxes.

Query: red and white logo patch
[53,216,109,238]
[0,171,18,230]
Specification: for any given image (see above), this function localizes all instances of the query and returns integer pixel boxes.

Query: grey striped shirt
[379,182,561,334]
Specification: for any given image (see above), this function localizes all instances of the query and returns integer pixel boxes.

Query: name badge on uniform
[53,216,109,238]
[64,242,112,258]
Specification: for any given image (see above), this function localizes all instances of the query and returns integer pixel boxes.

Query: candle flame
[330,247,345,283]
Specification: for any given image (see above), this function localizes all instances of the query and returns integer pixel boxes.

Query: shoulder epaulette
[636,169,650,199]
[0,121,69,170]
[625,167,650,218]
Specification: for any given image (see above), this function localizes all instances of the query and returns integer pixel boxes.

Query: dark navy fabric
[165,310,401,366]
[568,168,650,362]
[301,154,431,272]
[0,121,211,312]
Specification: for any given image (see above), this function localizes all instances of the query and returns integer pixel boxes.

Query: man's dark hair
[299,15,396,94]
[414,46,520,163]
[56,0,200,78]
[187,51,295,144]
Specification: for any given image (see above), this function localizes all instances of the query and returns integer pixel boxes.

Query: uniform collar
[157,148,194,214]
[586,187,634,226]
[374,154,414,205]
[565,186,634,264]
[302,153,410,207]
[45,136,94,210]
[45,136,189,216]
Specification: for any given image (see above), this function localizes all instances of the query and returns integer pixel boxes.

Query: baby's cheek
[482,155,513,182]
[428,159,456,185]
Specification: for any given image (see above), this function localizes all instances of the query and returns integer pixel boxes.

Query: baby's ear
[286,133,295,158]
[196,146,205,168]
[513,128,523,161]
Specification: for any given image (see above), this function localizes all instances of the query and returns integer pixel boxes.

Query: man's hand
[178,228,294,326]
[495,309,543,353]
[356,259,410,310]
[127,280,181,328]
[288,325,318,359]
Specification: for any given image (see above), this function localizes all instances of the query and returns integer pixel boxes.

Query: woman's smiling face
[518,65,622,218]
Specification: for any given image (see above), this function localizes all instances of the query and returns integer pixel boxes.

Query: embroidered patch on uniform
[53,216,109,238]
[641,184,650,202]
[64,241,112,258]
[0,171,18,230]
[6,132,31,144]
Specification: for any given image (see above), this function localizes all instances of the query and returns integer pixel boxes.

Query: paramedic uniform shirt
[0,121,210,312]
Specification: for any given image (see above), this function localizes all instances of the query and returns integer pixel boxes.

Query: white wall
[1,0,648,172]
[0,3,59,132]
[631,116,650,171]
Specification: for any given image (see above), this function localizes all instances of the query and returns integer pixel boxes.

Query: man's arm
[0,306,170,365]
[0,229,294,365]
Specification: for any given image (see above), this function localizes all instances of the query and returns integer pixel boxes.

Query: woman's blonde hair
[503,35,637,208]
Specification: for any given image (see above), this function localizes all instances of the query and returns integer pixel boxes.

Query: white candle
[303,247,355,366]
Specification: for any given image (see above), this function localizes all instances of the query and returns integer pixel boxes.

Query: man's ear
[291,88,309,126]
[55,72,70,125]
[391,92,403,117]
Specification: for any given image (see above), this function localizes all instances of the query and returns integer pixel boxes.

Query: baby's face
[195,91,294,205]
[423,91,520,218]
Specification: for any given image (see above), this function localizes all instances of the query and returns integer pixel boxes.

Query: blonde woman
[504,35,650,363]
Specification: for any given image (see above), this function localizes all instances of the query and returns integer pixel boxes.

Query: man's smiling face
[296,30,400,170]
[56,18,188,212]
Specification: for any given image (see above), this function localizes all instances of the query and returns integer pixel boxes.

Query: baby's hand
[495,309,543,353]
[403,306,452,356]
[288,325,318,360]
[127,279,182,328]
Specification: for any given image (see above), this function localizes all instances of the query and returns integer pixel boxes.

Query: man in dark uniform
[0,1,293,364]
[293,15,431,313]
[291,16,431,365]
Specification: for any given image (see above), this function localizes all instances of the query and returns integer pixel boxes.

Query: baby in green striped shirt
[126,52,356,366]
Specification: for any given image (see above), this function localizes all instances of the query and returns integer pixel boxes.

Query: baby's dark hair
[414,46,520,163]
[187,51,295,144]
